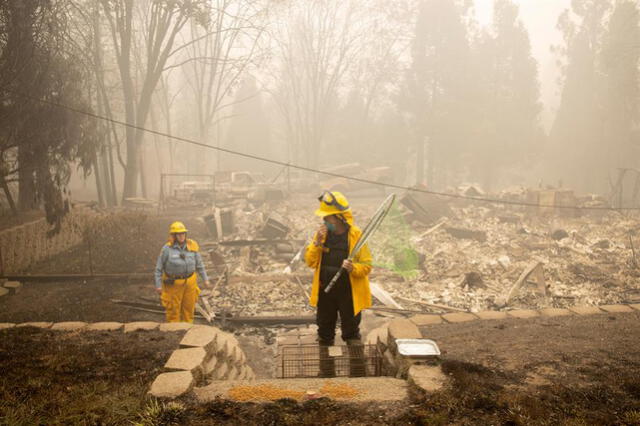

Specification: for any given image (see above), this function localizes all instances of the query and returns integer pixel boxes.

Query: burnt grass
[0,328,182,425]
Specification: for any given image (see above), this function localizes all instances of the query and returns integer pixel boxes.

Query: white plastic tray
[396,339,441,357]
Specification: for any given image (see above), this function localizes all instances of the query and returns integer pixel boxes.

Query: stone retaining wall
[149,325,256,398]
[0,207,94,273]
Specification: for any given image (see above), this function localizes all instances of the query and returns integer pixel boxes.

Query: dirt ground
[2,313,638,424]
[0,328,183,425]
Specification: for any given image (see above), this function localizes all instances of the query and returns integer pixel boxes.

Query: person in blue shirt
[154,221,210,322]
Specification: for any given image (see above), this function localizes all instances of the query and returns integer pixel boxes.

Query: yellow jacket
[305,224,373,315]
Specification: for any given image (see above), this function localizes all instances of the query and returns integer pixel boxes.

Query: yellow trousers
[160,274,200,323]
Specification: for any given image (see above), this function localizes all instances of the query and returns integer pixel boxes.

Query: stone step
[194,377,408,403]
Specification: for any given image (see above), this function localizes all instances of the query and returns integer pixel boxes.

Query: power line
[11,90,639,212]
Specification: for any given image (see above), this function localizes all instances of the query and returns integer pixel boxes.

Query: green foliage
[368,200,421,279]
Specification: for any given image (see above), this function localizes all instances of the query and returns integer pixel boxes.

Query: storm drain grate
[278,344,386,379]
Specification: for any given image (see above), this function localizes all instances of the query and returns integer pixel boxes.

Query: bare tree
[179,0,267,174]
[98,0,208,200]
[267,0,367,169]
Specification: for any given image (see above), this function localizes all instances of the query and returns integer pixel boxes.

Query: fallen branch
[394,295,466,312]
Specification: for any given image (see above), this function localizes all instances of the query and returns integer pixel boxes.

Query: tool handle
[323,267,344,293]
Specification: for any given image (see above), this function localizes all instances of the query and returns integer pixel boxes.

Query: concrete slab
[441,312,478,323]
[407,365,447,393]
[388,318,422,340]
[475,311,508,320]
[124,322,159,333]
[409,314,443,326]
[148,371,195,399]
[51,322,88,331]
[0,323,15,330]
[160,322,194,332]
[87,322,123,331]
[165,347,207,379]
[180,326,220,352]
[507,309,540,319]
[568,306,604,315]
[3,281,21,294]
[538,308,573,317]
[16,322,53,329]
[194,377,408,402]
[599,304,635,313]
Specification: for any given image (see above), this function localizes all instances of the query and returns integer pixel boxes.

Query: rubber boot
[346,338,366,377]
[318,340,336,378]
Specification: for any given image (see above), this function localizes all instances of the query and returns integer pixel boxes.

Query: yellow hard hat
[315,191,351,217]
[169,221,188,234]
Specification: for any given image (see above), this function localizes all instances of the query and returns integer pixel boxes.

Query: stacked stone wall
[0,207,94,273]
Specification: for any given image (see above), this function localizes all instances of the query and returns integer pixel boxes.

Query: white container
[396,339,441,357]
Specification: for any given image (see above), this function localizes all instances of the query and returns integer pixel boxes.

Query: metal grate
[278,344,386,379]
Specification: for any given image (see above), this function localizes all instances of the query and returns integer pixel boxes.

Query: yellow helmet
[315,191,351,217]
[169,221,188,234]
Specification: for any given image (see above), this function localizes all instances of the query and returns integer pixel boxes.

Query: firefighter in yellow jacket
[305,191,372,375]
[154,221,210,322]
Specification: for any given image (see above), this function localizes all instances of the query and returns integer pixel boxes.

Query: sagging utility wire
[9,89,638,212]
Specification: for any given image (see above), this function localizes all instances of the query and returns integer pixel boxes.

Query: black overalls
[317,229,362,345]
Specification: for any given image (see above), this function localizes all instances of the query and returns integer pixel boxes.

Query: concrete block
[165,347,207,380]
[507,309,539,319]
[17,322,53,329]
[538,308,573,317]
[277,335,299,346]
[365,327,388,348]
[124,322,159,333]
[299,334,316,344]
[87,322,123,331]
[407,365,447,393]
[180,326,220,352]
[227,366,240,380]
[568,306,604,315]
[475,311,508,320]
[0,287,8,298]
[3,281,21,294]
[160,322,194,332]
[51,322,88,331]
[599,304,635,313]
[441,312,478,323]
[409,314,443,326]
[217,332,240,359]
[204,355,219,375]
[0,323,15,330]
[148,371,194,399]
[214,361,229,379]
[388,318,422,340]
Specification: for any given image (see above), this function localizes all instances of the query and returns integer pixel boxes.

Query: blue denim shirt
[154,242,209,289]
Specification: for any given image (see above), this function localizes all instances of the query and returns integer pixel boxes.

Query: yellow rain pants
[160,273,201,323]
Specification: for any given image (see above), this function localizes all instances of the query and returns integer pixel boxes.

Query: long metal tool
[324,193,396,293]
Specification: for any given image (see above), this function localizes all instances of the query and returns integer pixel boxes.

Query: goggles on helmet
[317,191,349,211]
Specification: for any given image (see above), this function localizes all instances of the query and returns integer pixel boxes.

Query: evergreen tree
[549,0,611,193]
[470,0,542,190]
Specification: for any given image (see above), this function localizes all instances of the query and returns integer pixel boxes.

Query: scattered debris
[445,227,487,242]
